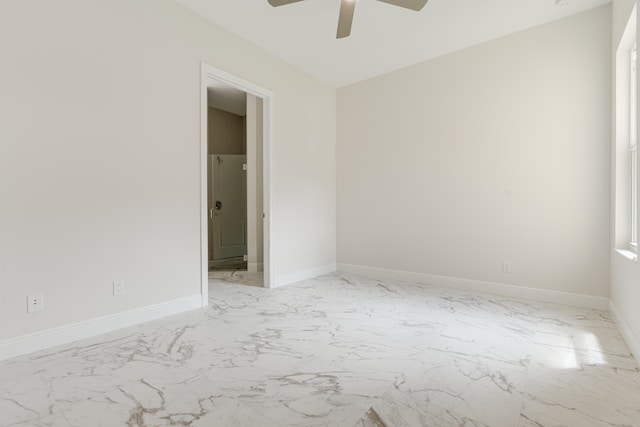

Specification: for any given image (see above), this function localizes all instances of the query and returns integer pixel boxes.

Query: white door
[209,154,247,260]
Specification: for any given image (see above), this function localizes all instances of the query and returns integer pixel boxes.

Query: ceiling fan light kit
[268,0,429,39]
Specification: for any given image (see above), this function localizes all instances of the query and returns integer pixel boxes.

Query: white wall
[611,0,640,360]
[0,0,336,341]
[337,7,611,298]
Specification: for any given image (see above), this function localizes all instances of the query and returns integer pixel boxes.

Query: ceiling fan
[267,0,429,39]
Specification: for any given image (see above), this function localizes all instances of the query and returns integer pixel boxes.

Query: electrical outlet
[27,294,44,313]
[113,280,125,296]
[502,261,511,273]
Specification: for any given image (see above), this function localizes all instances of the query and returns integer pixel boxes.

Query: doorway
[200,64,273,305]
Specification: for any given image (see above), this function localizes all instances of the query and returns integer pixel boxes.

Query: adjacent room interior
[0,0,639,425]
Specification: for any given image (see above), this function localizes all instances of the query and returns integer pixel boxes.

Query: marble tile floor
[1,273,639,427]
[208,270,264,288]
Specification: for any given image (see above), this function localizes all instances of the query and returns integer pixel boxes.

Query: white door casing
[201,62,274,306]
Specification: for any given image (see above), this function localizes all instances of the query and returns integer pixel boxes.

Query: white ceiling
[177,0,611,87]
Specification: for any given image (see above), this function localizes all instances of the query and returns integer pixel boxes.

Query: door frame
[200,63,275,305]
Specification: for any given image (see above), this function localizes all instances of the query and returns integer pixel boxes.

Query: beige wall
[208,107,246,155]
[0,0,336,341]
[247,95,264,270]
[337,7,611,297]
[611,0,640,360]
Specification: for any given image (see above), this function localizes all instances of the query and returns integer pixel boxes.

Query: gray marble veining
[1,272,638,426]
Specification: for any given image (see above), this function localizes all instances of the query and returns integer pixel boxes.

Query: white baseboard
[247,262,264,273]
[274,263,337,288]
[0,295,202,362]
[337,264,609,311]
[610,300,640,365]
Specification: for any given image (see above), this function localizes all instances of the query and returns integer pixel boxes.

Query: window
[631,45,638,253]
[615,7,637,260]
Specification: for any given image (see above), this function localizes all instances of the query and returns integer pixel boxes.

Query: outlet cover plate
[113,280,125,296]
[27,294,44,313]
[502,261,511,273]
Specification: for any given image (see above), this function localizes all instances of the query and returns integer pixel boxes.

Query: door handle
[214,200,223,210]
[210,208,222,219]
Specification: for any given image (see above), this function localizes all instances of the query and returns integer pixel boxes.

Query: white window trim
[631,45,638,253]
[614,6,638,262]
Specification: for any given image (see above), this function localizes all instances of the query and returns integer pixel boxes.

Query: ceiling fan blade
[336,0,356,39]
[376,0,428,11]
[268,0,305,6]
